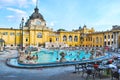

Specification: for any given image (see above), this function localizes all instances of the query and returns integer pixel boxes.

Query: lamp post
[0,32,3,46]
[0,32,2,39]
[21,17,24,51]
[80,33,84,47]
[0,32,4,51]
[42,26,44,47]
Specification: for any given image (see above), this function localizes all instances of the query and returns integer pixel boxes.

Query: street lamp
[21,17,24,51]
[0,32,5,51]
[0,32,3,39]
[80,33,84,46]
[41,26,44,47]
[0,32,3,46]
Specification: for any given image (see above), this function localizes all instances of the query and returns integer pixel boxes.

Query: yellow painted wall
[92,33,104,47]
[0,27,117,48]
[0,29,21,46]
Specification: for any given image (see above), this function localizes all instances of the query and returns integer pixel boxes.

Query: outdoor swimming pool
[33,49,91,63]
[6,48,112,68]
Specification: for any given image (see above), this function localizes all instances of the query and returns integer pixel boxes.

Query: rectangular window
[10,32,15,36]
[17,33,21,36]
[100,38,102,43]
[37,33,42,38]
[96,37,99,43]
[56,38,59,41]
[3,32,8,35]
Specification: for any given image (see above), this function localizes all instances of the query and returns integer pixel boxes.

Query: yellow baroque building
[0,6,120,49]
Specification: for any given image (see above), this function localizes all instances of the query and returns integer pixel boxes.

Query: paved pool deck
[0,49,119,80]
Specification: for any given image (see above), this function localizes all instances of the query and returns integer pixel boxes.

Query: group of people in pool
[57,47,105,62]
[18,51,38,64]
[18,46,106,63]
[26,53,38,63]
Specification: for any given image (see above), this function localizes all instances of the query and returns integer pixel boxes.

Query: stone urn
[60,52,66,62]
[18,51,26,63]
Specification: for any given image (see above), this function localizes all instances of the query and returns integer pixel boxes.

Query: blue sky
[0,0,120,31]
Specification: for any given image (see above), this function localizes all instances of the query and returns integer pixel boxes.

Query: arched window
[63,35,67,41]
[112,41,113,45]
[104,42,106,46]
[96,37,99,43]
[108,35,110,39]
[56,38,59,41]
[74,36,78,42]
[108,41,110,45]
[37,33,42,38]
[104,35,106,39]
[69,35,72,42]
[111,35,113,39]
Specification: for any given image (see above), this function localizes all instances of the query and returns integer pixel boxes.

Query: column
[113,32,116,48]
[116,32,118,48]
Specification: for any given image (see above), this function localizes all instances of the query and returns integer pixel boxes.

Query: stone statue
[60,52,66,62]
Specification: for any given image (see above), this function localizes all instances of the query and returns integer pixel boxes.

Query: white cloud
[0,0,35,8]
[17,0,29,8]
[6,15,14,18]
[0,0,15,7]
[47,21,57,27]
[7,7,26,14]
[6,7,28,23]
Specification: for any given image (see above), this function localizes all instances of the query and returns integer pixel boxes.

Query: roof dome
[29,7,45,21]
[25,7,46,27]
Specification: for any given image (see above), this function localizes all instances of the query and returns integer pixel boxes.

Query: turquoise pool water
[7,48,113,68]
[31,49,91,64]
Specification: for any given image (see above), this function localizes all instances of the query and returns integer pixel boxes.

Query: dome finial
[34,0,39,13]
[36,0,38,8]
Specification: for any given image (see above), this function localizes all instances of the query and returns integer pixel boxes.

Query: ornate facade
[0,7,120,48]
